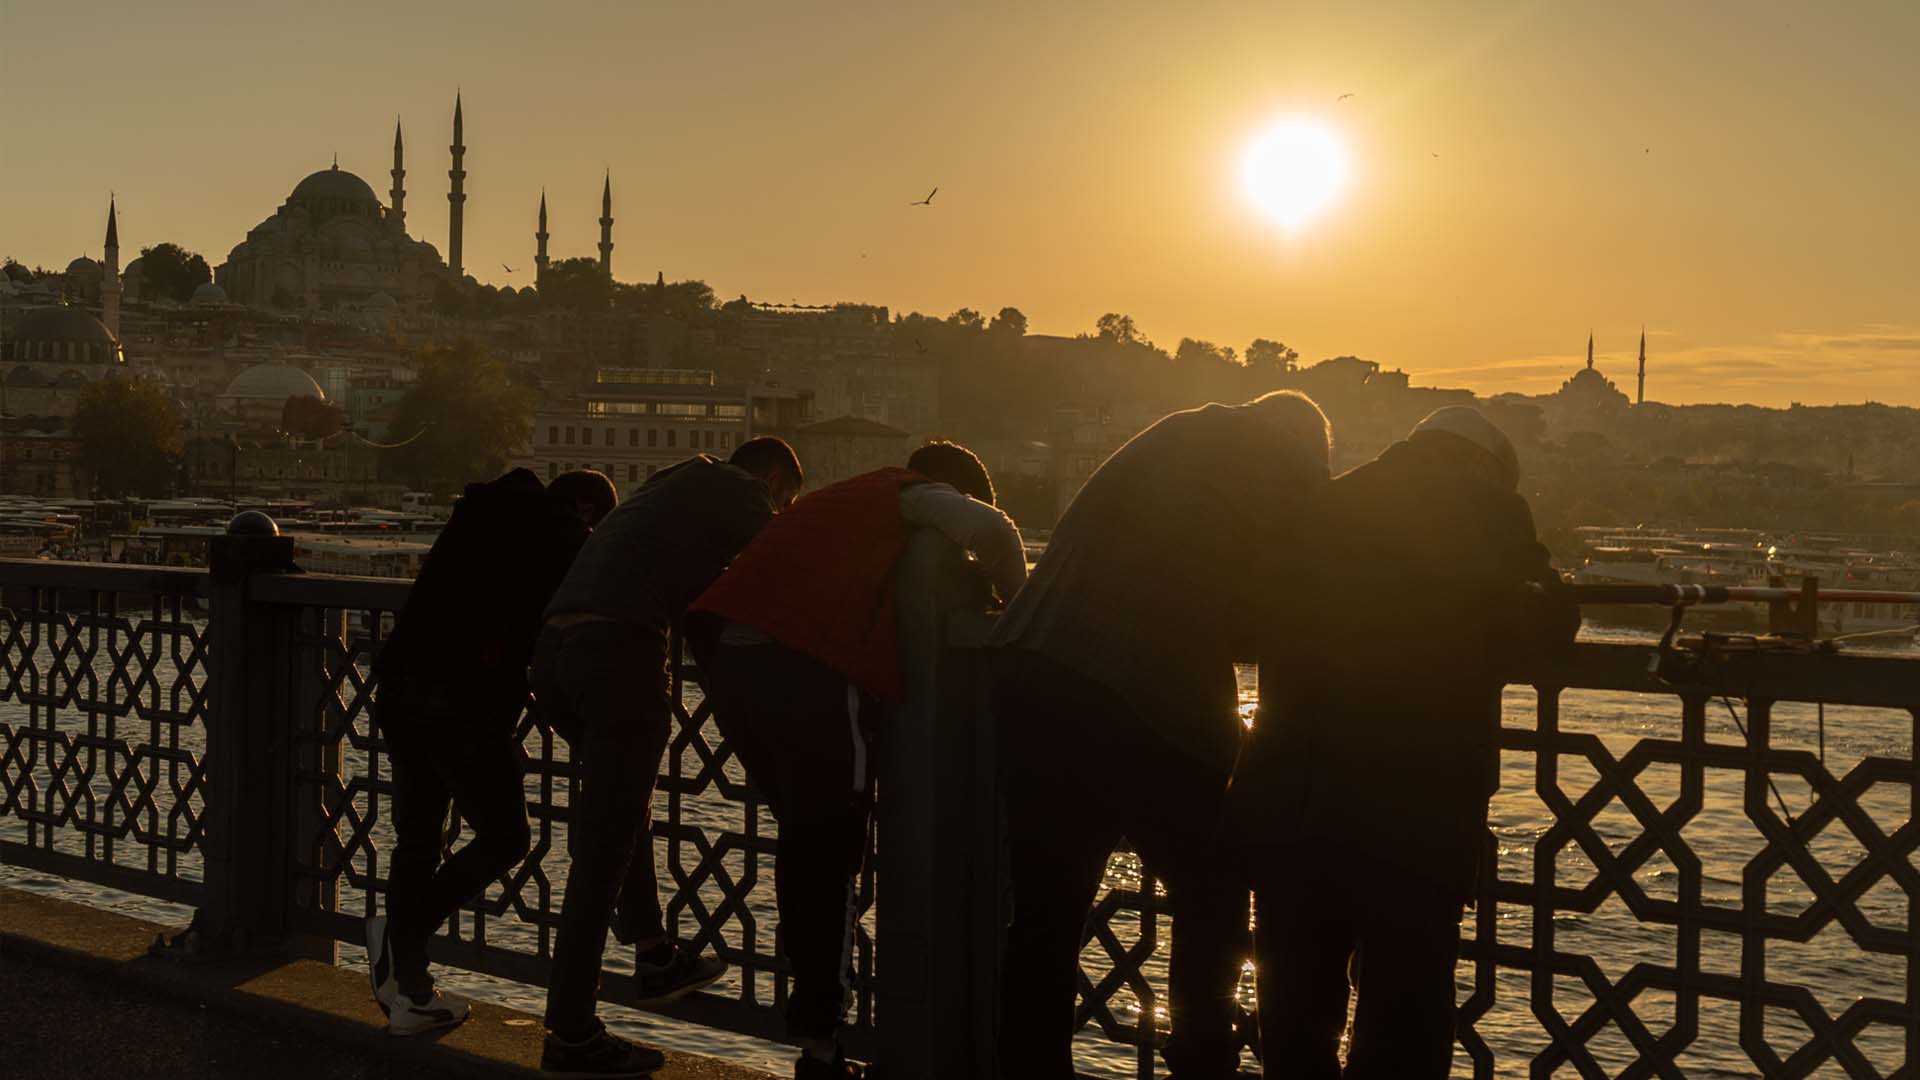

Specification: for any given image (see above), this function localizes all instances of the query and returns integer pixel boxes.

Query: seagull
[1431,152,1440,158]
[1336,92,1355,101]
[909,187,938,206]
[914,338,927,354]
[502,264,517,273]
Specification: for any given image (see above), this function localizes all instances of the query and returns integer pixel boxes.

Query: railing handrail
[0,557,206,596]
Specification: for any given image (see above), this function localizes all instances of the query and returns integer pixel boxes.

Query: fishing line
[1717,695,1797,827]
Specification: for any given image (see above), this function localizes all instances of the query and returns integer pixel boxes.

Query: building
[515,368,751,489]
[786,416,912,492]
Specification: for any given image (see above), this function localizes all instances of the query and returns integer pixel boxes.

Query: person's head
[908,440,996,505]
[1245,389,1333,472]
[549,469,619,527]
[1407,406,1520,491]
[729,436,804,510]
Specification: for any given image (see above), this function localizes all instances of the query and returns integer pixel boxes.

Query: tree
[1245,338,1299,373]
[280,394,346,441]
[1095,313,1141,345]
[536,257,613,313]
[947,307,985,332]
[431,276,472,319]
[613,276,717,320]
[988,306,1028,336]
[1174,338,1236,367]
[71,376,182,496]
[387,340,535,489]
[137,243,212,303]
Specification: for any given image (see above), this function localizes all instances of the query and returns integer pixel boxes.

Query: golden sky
[5,1,1916,406]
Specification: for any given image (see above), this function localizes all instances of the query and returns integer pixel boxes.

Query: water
[3,620,1912,1078]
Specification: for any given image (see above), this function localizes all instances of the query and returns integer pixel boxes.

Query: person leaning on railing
[531,437,803,1079]
[1226,406,1580,1079]
[684,441,1027,1080]
[364,467,618,1037]
[987,390,1333,1079]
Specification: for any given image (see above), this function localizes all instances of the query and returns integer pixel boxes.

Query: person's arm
[897,482,1028,601]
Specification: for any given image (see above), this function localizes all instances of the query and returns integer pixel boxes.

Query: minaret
[1586,330,1594,370]
[598,172,614,279]
[101,196,122,340]
[534,190,550,284]
[448,93,467,277]
[389,118,406,234]
[1636,328,1646,405]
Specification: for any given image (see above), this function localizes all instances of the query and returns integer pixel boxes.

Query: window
[628,428,639,447]
[655,403,704,417]
[720,432,732,449]
[627,464,638,482]
[548,463,558,480]
[712,403,747,419]
[704,431,715,449]
[565,427,576,445]
[604,428,615,447]
[647,429,658,447]
[647,465,657,478]
[548,425,559,445]
[666,430,676,448]
[687,429,698,448]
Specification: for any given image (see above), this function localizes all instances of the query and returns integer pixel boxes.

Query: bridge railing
[3,540,1915,1079]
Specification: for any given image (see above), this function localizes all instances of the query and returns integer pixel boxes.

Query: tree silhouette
[72,376,182,496]
[1095,313,1142,345]
[1245,338,1299,373]
[947,308,985,332]
[989,307,1028,336]
[280,394,347,440]
[137,243,212,303]
[537,257,613,313]
[387,340,535,490]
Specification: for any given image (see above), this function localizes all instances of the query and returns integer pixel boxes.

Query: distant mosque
[1555,331,1648,410]
[214,94,622,315]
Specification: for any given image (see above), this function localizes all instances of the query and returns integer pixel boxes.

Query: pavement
[0,885,775,1080]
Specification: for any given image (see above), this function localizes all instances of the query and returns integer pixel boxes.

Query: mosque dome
[2,305,121,365]
[364,291,398,309]
[223,360,326,403]
[190,282,230,307]
[66,256,100,275]
[291,165,380,205]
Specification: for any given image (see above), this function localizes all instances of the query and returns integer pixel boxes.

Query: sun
[1241,117,1351,230]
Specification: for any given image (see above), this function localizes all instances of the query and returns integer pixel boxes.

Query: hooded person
[686,441,1026,1080]
[533,438,804,1079]
[366,467,617,1037]
[989,391,1333,1079]
[1227,406,1579,1079]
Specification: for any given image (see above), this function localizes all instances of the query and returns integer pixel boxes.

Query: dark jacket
[545,455,773,632]
[374,468,589,706]
[991,403,1328,777]
[1227,436,1580,902]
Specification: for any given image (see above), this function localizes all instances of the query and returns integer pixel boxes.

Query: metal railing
[3,542,1915,1078]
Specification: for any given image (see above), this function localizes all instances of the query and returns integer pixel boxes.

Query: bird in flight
[909,187,938,206]
[1336,92,1355,101]
[502,264,517,273]
[1431,152,1440,158]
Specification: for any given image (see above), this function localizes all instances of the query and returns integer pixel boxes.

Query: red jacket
[691,467,923,702]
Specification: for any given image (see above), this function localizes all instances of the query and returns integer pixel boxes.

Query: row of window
[546,425,736,451]
[548,461,660,485]
[584,400,748,419]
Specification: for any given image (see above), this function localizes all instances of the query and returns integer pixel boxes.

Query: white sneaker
[365,915,399,1016]
[386,988,471,1037]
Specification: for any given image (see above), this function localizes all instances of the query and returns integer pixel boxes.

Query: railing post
[876,532,1005,1079]
[194,518,332,959]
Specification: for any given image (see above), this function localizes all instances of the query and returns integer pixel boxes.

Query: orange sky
[5,2,1916,406]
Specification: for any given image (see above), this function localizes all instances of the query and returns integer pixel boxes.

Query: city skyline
[5,1,1918,407]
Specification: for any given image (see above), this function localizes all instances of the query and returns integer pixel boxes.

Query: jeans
[994,650,1251,1080]
[693,638,875,1042]
[1251,851,1463,1080]
[380,676,532,997]
[532,620,674,1037]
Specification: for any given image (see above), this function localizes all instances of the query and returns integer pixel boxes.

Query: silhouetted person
[688,442,1026,1080]
[367,468,617,1036]
[990,391,1332,1079]
[1228,407,1579,1079]
[535,439,803,1078]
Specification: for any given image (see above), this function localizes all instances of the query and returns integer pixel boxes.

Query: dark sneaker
[541,1023,666,1077]
[633,943,726,1008]
[386,988,470,1037]
[365,915,398,1017]
[794,1051,863,1079]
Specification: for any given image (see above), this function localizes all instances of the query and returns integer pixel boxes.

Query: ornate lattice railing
[3,549,1914,1079]
[0,564,210,905]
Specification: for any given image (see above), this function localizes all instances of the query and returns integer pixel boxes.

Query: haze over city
[6,0,1917,407]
